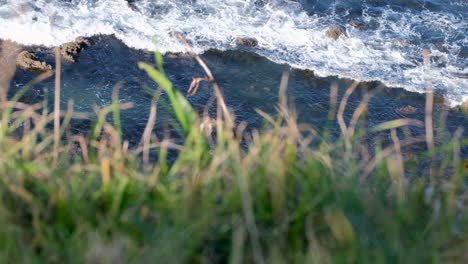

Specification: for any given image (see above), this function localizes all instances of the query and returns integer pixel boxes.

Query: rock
[166,52,192,59]
[254,0,270,7]
[234,37,259,47]
[126,0,139,11]
[348,20,366,30]
[392,39,412,46]
[395,105,418,115]
[302,69,315,78]
[169,31,184,39]
[16,50,52,72]
[59,36,91,63]
[325,25,348,40]
[434,43,449,53]
[459,46,468,59]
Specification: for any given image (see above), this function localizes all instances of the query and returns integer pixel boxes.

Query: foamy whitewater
[0,0,467,106]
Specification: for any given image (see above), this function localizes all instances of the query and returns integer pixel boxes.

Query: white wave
[0,0,467,106]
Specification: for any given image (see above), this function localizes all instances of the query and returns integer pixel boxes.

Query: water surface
[1,0,467,105]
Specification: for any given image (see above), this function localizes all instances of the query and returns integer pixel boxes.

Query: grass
[0,47,467,263]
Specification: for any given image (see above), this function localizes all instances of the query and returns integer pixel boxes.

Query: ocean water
[9,35,467,151]
[0,0,467,106]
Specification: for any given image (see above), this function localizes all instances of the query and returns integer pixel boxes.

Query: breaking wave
[0,0,467,105]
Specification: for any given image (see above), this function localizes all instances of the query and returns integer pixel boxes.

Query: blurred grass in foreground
[0,48,467,264]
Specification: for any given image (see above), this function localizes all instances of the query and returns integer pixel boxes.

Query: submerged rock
[59,37,91,63]
[325,25,348,40]
[234,37,259,47]
[166,52,192,59]
[395,105,418,115]
[16,50,52,72]
[348,20,366,30]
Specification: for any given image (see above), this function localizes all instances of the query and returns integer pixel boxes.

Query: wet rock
[459,46,468,59]
[59,36,91,63]
[16,50,52,72]
[302,69,315,78]
[234,37,259,47]
[325,25,348,40]
[126,0,139,11]
[395,105,418,115]
[392,39,412,46]
[254,0,270,7]
[169,31,184,39]
[348,20,366,30]
[165,52,192,60]
[434,43,449,53]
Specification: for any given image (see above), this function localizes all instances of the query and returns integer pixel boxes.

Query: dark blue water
[10,35,467,158]
[300,0,466,15]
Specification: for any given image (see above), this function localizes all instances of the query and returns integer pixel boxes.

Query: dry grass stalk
[363,135,426,178]
[73,135,89,163]
[140,87,162,165]
[336,81,360,154]
[0,40,19,102]
[326,83,339,126]
[337,81,359,135]
[422,49,436,179]
[278,72,289,113]
[174,32,233,125]
[187,77,209,96]
[389,128,405,194]
[53,48,62,165]
[347,85,382,139]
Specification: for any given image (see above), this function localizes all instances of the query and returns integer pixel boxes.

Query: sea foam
[0,0,466,106]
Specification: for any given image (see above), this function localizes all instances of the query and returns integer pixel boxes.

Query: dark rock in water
[59,36,91,63]
[126,0,139,11]
[254,0,270,7]
[325,25,347,40]
[434,43,449,53]
[234,37,259,47]
[348,20,366,30]
[459,46,468,59]
[302,69,315,78]
[16,50,52,72]
[395,105,418,115]
[169,30,184,39]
